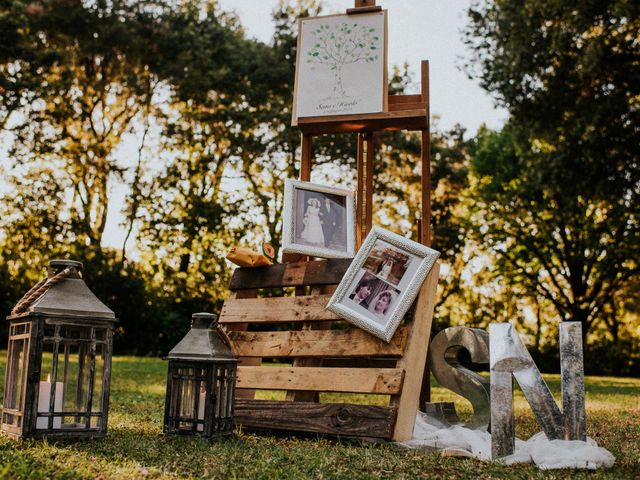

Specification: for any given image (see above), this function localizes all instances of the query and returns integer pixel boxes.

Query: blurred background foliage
[0,0,637,375]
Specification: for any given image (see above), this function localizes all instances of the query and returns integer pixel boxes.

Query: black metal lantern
[164,313,237,438]
[1,260,115,439]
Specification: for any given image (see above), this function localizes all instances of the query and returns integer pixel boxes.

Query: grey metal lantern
[2,260,115,439]
[163,313,237,438]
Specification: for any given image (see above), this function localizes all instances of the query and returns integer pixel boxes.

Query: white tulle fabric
[398,412,615,470]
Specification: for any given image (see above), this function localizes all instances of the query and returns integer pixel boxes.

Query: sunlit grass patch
[0,352,637,479]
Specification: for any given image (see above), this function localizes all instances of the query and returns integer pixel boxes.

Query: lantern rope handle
[218,325,235,352]
[11,267,78,315]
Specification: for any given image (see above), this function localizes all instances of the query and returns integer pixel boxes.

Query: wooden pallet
[220,258,439,441]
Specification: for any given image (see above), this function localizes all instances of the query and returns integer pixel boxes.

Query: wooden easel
[297,0,431,248]
[297,0,433,404]
[220,0,436,441]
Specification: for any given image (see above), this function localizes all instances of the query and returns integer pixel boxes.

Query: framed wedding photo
[326,226,440,342]
[292,10,388,123]
[282,179,356,259]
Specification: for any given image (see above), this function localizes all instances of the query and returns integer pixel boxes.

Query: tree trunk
[534,296,542,353]
[331,64,346,98]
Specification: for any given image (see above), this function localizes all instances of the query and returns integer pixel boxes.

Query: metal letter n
[489,322,586,458]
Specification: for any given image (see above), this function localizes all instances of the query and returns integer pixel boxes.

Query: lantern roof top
[8,259,114,320]
[28,277,115,320]
[167,313,236,362]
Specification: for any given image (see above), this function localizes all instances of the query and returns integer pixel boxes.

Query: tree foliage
[0,0,269,353]
[1,0,636,375]
[465,1,639,352]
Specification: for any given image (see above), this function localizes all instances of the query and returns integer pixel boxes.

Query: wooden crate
[220,258,439,441]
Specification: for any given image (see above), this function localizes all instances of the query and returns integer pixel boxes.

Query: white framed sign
[293,11,388,122]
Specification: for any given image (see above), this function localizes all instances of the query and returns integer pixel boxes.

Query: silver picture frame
[282,179,356,259]
[326,226,440,342]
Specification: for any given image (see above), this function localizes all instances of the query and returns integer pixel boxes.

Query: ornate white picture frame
[282,179,356,259]
[326,226,440,342]
[292,10,388,123]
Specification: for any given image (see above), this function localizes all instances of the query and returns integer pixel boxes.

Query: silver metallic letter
[560,322,587,441]
[427,327,490,429]
[490,322,586,458]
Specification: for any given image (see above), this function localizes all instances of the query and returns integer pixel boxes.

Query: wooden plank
[224,289,261,400]
[281,253,307,263]
[297,108,428,135]
[228,326,408,358]
[389,102,426,112]
[346,6,382,14]
[228,259,350,290]
[237,366,404,394]
[320,358,398,369]
[220,295,339,324]
[391,263,439,441]
[388,94,423,105]
[234,400,396,438]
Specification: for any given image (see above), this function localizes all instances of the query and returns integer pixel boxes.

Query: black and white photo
[362,240,412,286]
[345,272,400,326]
[283,179,356,259]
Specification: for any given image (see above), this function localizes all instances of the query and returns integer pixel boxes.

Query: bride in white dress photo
[377,259,394,280]
[300,198,325,246]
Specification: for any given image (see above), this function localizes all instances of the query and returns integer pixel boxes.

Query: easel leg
[356,132,376,248]
[356,133,365,249]
[364,133,375,237]
[419,126,432,406]
[300,133,312,182]
[283,133,313,264]
[285,133,323,401]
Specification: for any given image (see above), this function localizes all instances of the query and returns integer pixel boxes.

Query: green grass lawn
[0,354,638,479]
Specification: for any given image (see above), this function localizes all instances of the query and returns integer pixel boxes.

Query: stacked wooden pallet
[219,258,439,441]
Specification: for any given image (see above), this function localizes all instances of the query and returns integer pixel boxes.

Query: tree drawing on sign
[306,22,380,99]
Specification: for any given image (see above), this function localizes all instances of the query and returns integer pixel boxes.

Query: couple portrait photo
[362,240,412,287]
[282,179,356,259]
[298,194,343,249]
[347,272,400,322]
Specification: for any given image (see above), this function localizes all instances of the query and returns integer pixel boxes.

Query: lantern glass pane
[169,366,208,433]
[179,368,196,428]
[38,323,100,430]
[2,322,31,428]
[92,343,105,414]
[213,364,235,433]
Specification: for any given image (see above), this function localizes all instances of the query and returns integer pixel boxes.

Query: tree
[464,1,639,350]
[134,0,298,312]
[375,125,470,314]
[2,0,164,250]
[0,0,55,131]
[0,0,277,351]
[469,125,639,352]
